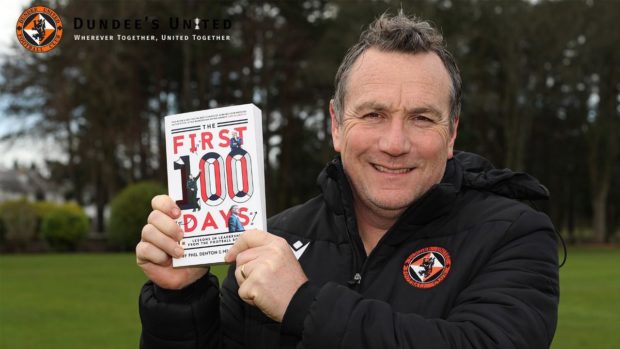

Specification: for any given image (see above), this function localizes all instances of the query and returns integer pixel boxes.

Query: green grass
[0,250,618,348]
[0,253,227,348]
[551,248,620,349]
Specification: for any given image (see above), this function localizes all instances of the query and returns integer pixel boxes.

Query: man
[228,205,245,233]
[137,13,558,348]
[186,171,201,212]
[230,131,243,153]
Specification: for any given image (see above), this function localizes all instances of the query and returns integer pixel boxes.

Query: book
[164,104,266,267]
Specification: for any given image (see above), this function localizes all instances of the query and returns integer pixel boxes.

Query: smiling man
[137,13,559,349]
[333,48,458,254]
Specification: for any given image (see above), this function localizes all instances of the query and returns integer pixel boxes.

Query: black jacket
[139,152,559,348]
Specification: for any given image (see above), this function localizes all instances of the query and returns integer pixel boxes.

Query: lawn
[0,253,228,348]
[0,249,617,348]
[551,248,620,348]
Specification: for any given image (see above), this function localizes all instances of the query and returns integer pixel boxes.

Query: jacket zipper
[351,183,451,289]
[337,164,435,290]
[345,229,366,288]
[347,213,409,290]
[341,203,367,288]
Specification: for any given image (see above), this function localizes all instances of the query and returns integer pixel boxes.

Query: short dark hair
[333,12,462,130]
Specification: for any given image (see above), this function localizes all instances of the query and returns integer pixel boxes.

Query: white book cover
[164,104,266,267]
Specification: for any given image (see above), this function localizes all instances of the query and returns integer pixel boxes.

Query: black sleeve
[282,210,559,349]
[219,264,246,348]
[138,272,224,349]
[139,265,249,349]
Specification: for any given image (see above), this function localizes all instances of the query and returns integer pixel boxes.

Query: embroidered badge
[402,246,451,289]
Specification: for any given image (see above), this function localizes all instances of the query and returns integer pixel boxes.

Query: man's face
[330,48,458,216]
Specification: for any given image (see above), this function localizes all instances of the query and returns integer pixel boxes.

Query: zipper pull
[348,273,362,286]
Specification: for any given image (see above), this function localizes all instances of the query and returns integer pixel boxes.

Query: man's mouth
[372,164,414,174]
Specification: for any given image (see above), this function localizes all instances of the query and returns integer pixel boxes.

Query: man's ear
[330,100,341,152]
[448,115,459,159]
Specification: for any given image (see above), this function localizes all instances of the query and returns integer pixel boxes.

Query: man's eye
[363,112,381,119]
[414,115,433,123]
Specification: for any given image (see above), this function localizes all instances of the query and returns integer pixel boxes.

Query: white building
[0,167,63,203]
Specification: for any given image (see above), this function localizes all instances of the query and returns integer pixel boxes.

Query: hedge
[107,181,166,251]
[41,203,89,251]
[0,199,38,250]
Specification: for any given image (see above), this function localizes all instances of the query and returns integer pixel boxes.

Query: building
[0,167,63,203]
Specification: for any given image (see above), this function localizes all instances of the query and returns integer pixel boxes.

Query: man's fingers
[151,194,181,219]
[139,262,206,290]
[225,230,271,263]
[235,260,258,290]
[234,261,251,285]
[141,223,184,258]
[136,240,172,266]
[147,210,183,241]
[235,245,271,266]
[237,276,256,306]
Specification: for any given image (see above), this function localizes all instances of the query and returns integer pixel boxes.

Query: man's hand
[225,230,308,322]
[136,195,208,290]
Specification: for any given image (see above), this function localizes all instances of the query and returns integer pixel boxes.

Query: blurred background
[0,0,618,348]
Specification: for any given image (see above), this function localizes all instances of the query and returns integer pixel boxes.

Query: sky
[0,0,30,56]
[0,0,59,171]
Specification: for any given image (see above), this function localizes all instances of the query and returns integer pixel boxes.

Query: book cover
[164,104,266,267]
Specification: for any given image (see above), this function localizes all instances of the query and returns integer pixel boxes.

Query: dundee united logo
[402,246,451,289]
[16,6,63,53]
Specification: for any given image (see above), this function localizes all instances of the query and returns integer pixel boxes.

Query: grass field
[551,248,620,348]
[0,249,618,348]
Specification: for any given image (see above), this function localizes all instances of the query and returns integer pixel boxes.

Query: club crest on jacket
[402,247,451,289]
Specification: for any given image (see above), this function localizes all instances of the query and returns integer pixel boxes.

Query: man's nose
[377,118,411,156]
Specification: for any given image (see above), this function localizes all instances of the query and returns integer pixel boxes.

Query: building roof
[0,167,57,200]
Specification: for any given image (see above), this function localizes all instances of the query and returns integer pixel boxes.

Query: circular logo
[16,6,63,53]
[402,246,451,289]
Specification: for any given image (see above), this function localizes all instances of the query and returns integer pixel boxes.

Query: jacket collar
[317,152,549,244]
[317,156,462,240]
